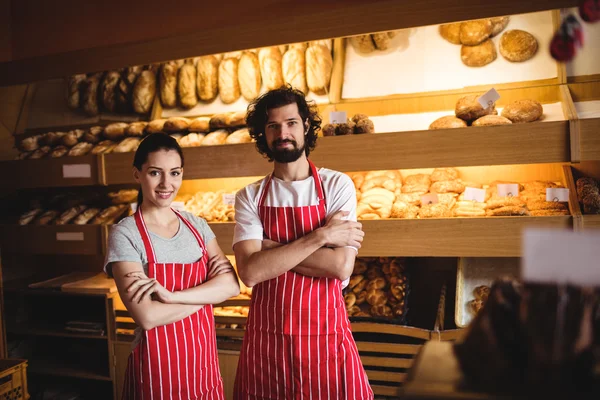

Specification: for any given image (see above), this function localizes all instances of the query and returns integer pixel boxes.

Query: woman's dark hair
[246,85,322,161]
[133,133,184,204]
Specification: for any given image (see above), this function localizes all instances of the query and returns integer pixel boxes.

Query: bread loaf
[219,58,241,104]
[372,32,393,50]
[68,142,93,156]
[116,66,142,113]
[282,48,308,94]
[104,123,129,141]
[490,16,510,37]
[73,207,102,225]
[431,168,459,182]
[50,146,69,158]
[201,130,229,146]
[178,63,198,109]
[91,205,128,225]
[225,128,252,144]
[146,119,166,134]
[460,19,492,45]
[55,205,88,225]
[461,39,497,67]
[91,140,117,155]
[472,115,512,126]
[179,133,205,147]
[210,114,229,129]
[62,129,84,147]
[113,137,141,153]
[66,74,86,110]
[29,146,50,159]
[126,122,148,137]
[238,52,261,101]
[402,174,431,193]
[19,209,42,225]
[189,117,210,133]
[227,111,246,127]
[163,117,191,133]
[351,35,376,53]
[500,30,538,62]
[455,94,497,122]
[100,71,120,113]
[35,210,59,225]
[306,44,333,95]
[429,116,467,129]
[108,189,138,205]
[41,131,66,146]
[439,23,462,44]
[195,55,219,102]
[258,47,284,91]
[132,70,156,114]
[20,135,41,152]
[82,127,102,144]
[289,43,308,52]
[159,62,178,108]
[501,100,543,123]
[82,74,101,116]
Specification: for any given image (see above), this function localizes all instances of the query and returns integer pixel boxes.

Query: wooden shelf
[29,360,112,381]
[7,324,107,340]
[580,118,600,161]
[4,154,102,189]
[0,224,106,255]
[581,215,600,230]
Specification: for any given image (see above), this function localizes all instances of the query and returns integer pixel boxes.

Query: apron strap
[173,209,208,255]
[134,207,157,265]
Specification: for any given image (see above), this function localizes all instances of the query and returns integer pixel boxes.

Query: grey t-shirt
[104,211,216,277]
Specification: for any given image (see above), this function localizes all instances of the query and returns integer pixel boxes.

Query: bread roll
[372,33,392,50]
[500,30,538,62]
[429,116,467,129]
[225,128,252,144]
[126,122,148,137]
[91,140,117,155]
[133,70,156,114]
[486,206,529,216]
[159,62,178,108]
[439,23,462,44]
[306,44,333,95]
[66,74,86,110]
[178,63,198,109]
[82,74,101,116]
[431,168,459,182]
[258,47,284,91]
[201,130,229,146]
[460,19,492,45]
[189,117,210,133]
[146,119,166,134]
[179,133,205,147]
[238,51,261,101]
[100,71,120,113]
[402,174,431,193]
[218,58,241,104]
[113,137,141,153]
[490,16,510,37]
[390,201,419,219]
[354,118,374,134]
[62,129,84,147]
[20,135,41,152]
[455,94,497,122]
[351,35,376,53]
[103,122,129,141]
[68,142,93,157]
[461,39,497,67]
[196,55,219,102]
[472,115,512,126]
[163,117,191,133]
[501,100,543,123]
[419,203,453,218]
[73,207,102,225]
[431,180,465,194]
[50,146,69,158]
[282,48,308,94]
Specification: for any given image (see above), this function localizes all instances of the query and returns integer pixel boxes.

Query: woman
[104,133,240,399]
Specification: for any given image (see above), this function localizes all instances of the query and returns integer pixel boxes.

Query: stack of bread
[429,94,543,130]
[322,113,375,136]
[344,257,408,322]
[350,170,402,220]
[576,177,600,214]
[183,190,237,222]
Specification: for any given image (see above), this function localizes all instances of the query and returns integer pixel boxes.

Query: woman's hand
[125,272,174,304]
[207,254,234,279]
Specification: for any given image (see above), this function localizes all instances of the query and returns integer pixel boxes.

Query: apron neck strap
[134,206,157,265]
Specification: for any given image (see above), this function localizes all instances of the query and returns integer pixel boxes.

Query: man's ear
[305,119,310,133]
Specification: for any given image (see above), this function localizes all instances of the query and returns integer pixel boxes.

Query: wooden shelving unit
[28,360,112,382]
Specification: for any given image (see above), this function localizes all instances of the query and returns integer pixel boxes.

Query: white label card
[171,201,185,212]
[522,228,600,286]
[420,193,439,205]
[130,203,138,213]
[222,194,236,206]
[463,187,486,203]
[477,88,501,109]
[497,184,520,198]
[56,232,84,241]
[546,188,569,202]
[62,164,92,179]
[329,111,347,124]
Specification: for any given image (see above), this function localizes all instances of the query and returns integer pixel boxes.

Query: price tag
[420,193,439,205]
[522,228,600,286]
[497,184,519,198]
[222,193,236,206]
[546,188,569,202]
[329,111,347,124]
[477,88,500,109]
[463,187,486,203]
[56,232,84,241]
[171,201,185,211]
[62,164,92,178]
[130,203,138,213]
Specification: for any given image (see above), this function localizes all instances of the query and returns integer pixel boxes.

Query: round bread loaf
[460,19,492,45]
[501,99,543,123]
[461,39,497,67]
[472,115,513,126]
[439,23,462,44]
[455,94,498,122]
[490,16,510,37]
[500,30,538,62]
[429,116,468,129]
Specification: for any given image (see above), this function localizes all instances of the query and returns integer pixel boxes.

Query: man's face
[264,103,307,163]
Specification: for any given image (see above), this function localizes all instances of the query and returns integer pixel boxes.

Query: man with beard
[232,86,373,399]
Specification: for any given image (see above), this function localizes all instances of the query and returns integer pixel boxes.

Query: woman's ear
[133,167,141,183]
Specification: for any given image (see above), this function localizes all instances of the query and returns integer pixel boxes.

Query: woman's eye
[150,171,160,177]
[171,171,181,177]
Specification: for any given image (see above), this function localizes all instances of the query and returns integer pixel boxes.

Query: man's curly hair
[245,85,322,162]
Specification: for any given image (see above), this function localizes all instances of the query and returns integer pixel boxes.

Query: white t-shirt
[233,167,357,246]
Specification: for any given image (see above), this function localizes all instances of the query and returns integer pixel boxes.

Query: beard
[268,139,305,163]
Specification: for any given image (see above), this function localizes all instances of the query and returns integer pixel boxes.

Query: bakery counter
[3,154,102,189]
[0,223,107,255]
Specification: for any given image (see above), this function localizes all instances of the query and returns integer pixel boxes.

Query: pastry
[429,116,467,129]
[354,118,374,134]
[372,33,393,50]
[500,30,538,62]
[431,180,465,194]
[431,168,459,182]
[461,39,497,67]
[486,206,530,216]
[501,100,543,123]
[460,19,493,45]
[472,115,512,126]
[455,94,497,122]
[179,133,205,147]
[402,174,431,193]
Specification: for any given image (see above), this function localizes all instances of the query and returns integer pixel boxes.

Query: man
[233,85,373,399]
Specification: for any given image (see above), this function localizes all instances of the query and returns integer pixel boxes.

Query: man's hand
[318,210,364,249]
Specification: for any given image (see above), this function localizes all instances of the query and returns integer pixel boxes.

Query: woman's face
[134,149,183,209]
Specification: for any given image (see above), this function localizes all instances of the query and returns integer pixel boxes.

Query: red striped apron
[234,161,373,399]
[122,208,225,400]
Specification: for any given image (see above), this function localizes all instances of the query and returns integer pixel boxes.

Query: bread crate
[0,360,29,400]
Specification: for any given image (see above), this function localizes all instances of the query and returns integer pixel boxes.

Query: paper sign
[130,203,138,213]
[222,193,236,206]
[497,184,520,198]
[329,111,347,124]
[171,201,185,211]
[62,164,92,178]
[522,228,600,286]
[56,232,84,241]
[420,193,439,205]
[477,88,501,109]
[463,187,486,203]
[546,188,569,202]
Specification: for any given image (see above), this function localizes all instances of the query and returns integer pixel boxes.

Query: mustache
[272,139,297,146]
